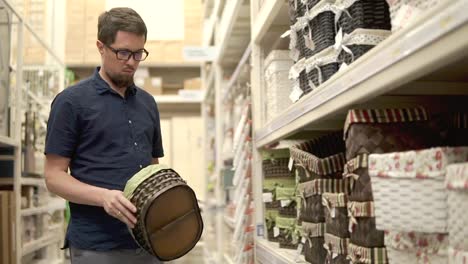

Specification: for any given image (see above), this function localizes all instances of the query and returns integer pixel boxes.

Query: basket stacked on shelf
[386,0,442,31]
[290,132,350,264]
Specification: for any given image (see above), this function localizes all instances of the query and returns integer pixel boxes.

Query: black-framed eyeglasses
[106,45,149,61]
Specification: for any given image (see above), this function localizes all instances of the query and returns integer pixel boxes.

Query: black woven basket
[338,0,391,34]
[304,236,327,264]
[310,11,336,56]
[262,158,295,178]
[307,62,339,88]
[349,217,384,248]
[300,194,325,223]
[288,0,321,25]
[325,207,349,238]
[279,201,298,218]
[299,71,313,95]
[338,44,375,65]
[267,227,280,243]
[265,200,281,210]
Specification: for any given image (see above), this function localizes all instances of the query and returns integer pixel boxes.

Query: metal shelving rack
[0,0,66,263]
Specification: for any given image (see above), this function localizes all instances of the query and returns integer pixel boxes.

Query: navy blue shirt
[45,67,164,250]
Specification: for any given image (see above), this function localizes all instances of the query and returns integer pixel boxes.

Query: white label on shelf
[281,30,291,38]
[331,207,336,218]
[273,227,280,237]
[288,157,294,171]
[301,237,306,244]
[262,192,273,203]
[289,85,303,103]
[339,63,349,73]
[333,252,339,259]
[280,200,292,207]
[393,4,423,31]
[295,244,304,262]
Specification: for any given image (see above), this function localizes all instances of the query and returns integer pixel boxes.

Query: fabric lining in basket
[337,0,391,34]
[446,163,468,250]
[322,192,350,238]
[344,107,441,160]
[348,243,388,264]
[369,147,468,233]
[302,221,327,264]
[347,201,384,248]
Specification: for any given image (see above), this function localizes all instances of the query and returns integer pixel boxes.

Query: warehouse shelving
[22,233,62,256]
[21,198,66,217]
[256,238,308,264]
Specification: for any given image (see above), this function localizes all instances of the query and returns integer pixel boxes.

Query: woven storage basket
[446,163,468,250]
[343,154,373,202]
[305,46,340,89]
[384,231,448,264]
[448,247,468,264]
[289,131,346,183]
[322,192,350,238]
[347,201,385,248]
[298,178,353,223]
[446,112,468,146]
[265,209,280,242]
[386,0,441,31]
[324,233,350,264]
[302,221,327,264]
[276,216,300,249]
[348,243,388,264]
[288,0,321,25]
[344,107,441,161]
[262,158,295,178]
[369,147,468,233]
[265,200,281,210]
[337,0,391,34]
[276,186,298,218]
[264,50,294,123]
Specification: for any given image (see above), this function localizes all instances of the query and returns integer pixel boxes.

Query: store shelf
[0,178,13,185]
[223,44,252,102]
[21,198,66,217]
[256,238,308,264]
[67,62,201,69]
[255,0,468,148]
[0,135,18,148]
[154,94,203,104]
[252,0,289,44]
[21,177,46,188]
[216,0,251,67]
[22,233,62,256]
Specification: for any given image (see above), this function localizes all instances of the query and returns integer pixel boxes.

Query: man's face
[98,31,146,88]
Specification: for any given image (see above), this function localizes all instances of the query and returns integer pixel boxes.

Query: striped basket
[262,157,295,178]
[347,201,385,248]
[386,0,442,31]
[324,233,351,264]
[289,131,346,183]
[369,147,468,233]
[343,107,441,161]
[343,154,373,202]
[302,221,327,264]
[348,243,388,264]
[448,247,468,264]
[298,178,353,223]
[384,231,448,264]
[322,192,350,238]
[337,0,391,34]
[446,163,468,250]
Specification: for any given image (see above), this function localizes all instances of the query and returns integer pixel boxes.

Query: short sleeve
[152,101,164,158]
[45,92,79,158]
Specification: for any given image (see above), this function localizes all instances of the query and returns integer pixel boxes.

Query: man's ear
[96,40,104,54]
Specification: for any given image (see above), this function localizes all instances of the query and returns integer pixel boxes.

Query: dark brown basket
[288,0,320,25]
[347,201,384,248]
[338,0,391,34]
[262,158,295,178]
[304,236,327,264]
[300,194,325,223]
[267,227,280,243]
[338,44,375,66]
[325,207,349,238]
[279,201,298,218]
[265,209,280,242]
[344,107,442,160]
[445,112,468,146]
[343,154,373,202]
[328,254,350,264]
[310,11,336,56]
[290,131,346,183]
[324,233,350,263]
[299,71,313,95]
[307,62,340,88]
[265,200,281,210]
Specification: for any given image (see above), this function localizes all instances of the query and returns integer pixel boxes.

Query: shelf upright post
[214,62,224,263]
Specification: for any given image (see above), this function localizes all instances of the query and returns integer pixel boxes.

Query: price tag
[294,244,304,262]
[280,200,292,207]
[288,157,294,171]
[273,227,280,237]
[331,207,336,218]
[301,237,306,244]
[289,85,303,103]
[262,192,273,203]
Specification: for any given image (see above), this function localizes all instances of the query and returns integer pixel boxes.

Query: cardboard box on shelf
[183,78,201,90]
[144,77,163,96]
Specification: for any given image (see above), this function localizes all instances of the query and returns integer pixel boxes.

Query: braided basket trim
[123,164,170,200]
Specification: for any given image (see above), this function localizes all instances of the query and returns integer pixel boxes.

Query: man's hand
[102,189,137,228]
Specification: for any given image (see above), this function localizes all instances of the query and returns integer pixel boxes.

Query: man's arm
[45,154,137,227]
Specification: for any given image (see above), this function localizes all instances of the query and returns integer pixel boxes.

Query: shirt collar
[93,67,137,96]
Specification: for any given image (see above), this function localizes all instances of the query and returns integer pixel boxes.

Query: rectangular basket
[276,186,298,218]
[302,221,327,264]
[276,216,300,249]
[344,107,441,160]
[369,147,468,233]
[348,243,388,264]
[343,153,374,202]
[264,50,294,123]
[289,131,346,183]
[324,233,350,264]
[322,192,350,238]
[288,0,321,25]
[305,46,340,89]
[347,201,385,248]
[262,157,295,179]
[386,0,441,31]
[337,0,391,34]
[446,162,468,250]
[298,178,353,223]
[384,231,448,264]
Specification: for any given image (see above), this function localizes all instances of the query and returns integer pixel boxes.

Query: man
[44,7,163,264]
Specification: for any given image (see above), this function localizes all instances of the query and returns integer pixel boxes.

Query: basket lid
[368,147,468,179]
[123,164,170,199]
[384,231,448,254]
[343,107,428,140]
[446,162,468,190]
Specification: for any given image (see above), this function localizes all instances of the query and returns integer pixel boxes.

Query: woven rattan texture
[325,207,350,238]
[350,217,385,248]
[372,177,447,233]
[310,11,336,55]
[265,200,281,209]
[299,71,313,94]
[267,228,281,242]
[262,158,295,178]
[288,0,321,25]
[279,229,298,249]
[338,44,375,65]
[448,190,468,250]
[279,201,298,218]
[348,167,373,202]
[307,62,340,88]
[131,170,185,254]
[305,236,327,264]
[338,0,391,34]
[301,194,326,223]
[345,122,440,160]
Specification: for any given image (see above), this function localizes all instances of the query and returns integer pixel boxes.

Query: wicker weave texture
[386,247,447,264]
[386,0,441,30]
[338,0,391,34]
[350,217,385,248]
[325,207,350,238]
[262,158,295,178]
[448,190,468,250]
[304,236,327,264]
[371,177,447,233]
[300,194,326,223]
[338,44,375,65]
[307,62,339,88]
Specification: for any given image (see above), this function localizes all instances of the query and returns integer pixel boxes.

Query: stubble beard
[107,70,134,88]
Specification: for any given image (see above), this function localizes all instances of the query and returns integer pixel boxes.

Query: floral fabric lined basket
[369,147,468,233]
[446,162,468,251]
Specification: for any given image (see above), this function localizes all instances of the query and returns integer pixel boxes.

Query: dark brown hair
[97,7,147,46]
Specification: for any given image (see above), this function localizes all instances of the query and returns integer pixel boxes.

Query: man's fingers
[114,202,137,226]
[118,194,137,213]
